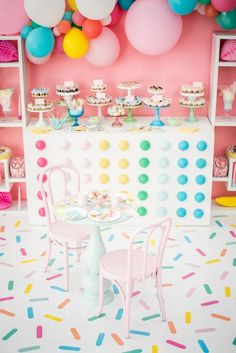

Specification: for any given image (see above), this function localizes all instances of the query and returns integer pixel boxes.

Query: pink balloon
[85,27,120,67]
[110,3,122,26]
[53,26,61,37]
[0,0,29,35]
[26,50,51,65]
[211,0,235,12]
[35,140,46,150]
[125,0,182,55]
[54,35,65,54]
[72,11,86,26]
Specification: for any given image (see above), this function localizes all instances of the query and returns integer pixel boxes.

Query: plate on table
[88,209,120,223]
[56,206,87,221]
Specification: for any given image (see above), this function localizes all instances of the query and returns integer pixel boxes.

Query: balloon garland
[17,0,236,66]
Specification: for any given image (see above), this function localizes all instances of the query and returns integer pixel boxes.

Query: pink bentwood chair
[39,164,90,291]
[98,218,172,338]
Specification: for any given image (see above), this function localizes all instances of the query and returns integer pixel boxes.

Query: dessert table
[54,200,133,305]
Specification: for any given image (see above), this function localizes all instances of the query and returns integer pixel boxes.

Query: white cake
[115,95,142,107]
[87,95,112,105]
[31,88,49,97]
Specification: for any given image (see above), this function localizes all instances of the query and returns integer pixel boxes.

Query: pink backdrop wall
[0,11,236,200]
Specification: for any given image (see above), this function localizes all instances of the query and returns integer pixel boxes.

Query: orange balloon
[82,19,103,39]
[57,20,71,34]
[205,4,219,17]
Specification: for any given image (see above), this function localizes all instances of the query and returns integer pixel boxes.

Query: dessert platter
[87,81,112,120]
[143,85,171,127]
[56,81,80,108]
[179,82,205,122]
[27,88,53,128]
[116,81,143,123]
[107,105,126,127]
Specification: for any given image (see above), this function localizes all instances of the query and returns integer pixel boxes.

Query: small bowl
[167,117,181,127]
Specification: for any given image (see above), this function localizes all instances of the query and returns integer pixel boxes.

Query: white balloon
[24,0,65,27]
[75,0,117,20]
[101,15,112,26]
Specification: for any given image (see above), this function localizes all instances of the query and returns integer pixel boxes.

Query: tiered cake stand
[143,87,171,127]
[179,91,205,123]
[27,93,53,128]
[87,84,112,120]
[116,81,142,123]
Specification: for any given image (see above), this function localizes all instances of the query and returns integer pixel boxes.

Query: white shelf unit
[0,35,28,215]
[208,32,236,126]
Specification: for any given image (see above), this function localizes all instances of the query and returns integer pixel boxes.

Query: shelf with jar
[208,32,236,127]
[0,35,28,214]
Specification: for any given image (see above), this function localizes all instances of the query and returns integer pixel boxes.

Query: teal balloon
[118,0,135,10]
[168,0,197,15]
[198,0,210,4]
[216,9,236,30]
[63,11,73,23]
[21,25,32,39]
[26,27,55,58]
[31,21,41,29]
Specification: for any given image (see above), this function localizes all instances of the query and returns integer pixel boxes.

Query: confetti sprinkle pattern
[0,216,235,352]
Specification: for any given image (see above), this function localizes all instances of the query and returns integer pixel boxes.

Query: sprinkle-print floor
[0,215,236,353]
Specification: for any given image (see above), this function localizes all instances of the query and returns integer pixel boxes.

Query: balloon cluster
[21,0,124,67]
[20,0,235,67]
[168,0,236,30]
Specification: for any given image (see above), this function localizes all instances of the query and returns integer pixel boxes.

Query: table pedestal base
[81,225,114,305]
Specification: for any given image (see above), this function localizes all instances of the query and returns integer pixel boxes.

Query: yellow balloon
[68,0,78,11]
[63,28,89,59]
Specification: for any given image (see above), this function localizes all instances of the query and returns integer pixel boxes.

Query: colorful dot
[99,140,110,150]
[177,208,187,217]
[178,158,188,168]
[196,175,206,185]
[197,140,207,151]
[139,174,149,184]
[158,174,169,184]
[158,157,169,168]
[178,175,188,185]
[138,191,148,200]
[140,140,151,151]
[99,174,109,184]
[118,159,129,169]
[177,191,187,201]
[37,173,47,183]
[80,159,91,169]
[178,140,189,151]
[99,158,110,169]
[37,157,47,168]
[35,140,46,150]
[156,207,167,217]
[196,159,207,169]
[38,207,45,217]
[139,158,150,168]
[194,209,204,218]
[119,174,129,184]
[195,193,205,202]
[157,191,168,201]
[118,140,129,151]
[159,140,171,151]
[81,174,92,184]
[79,140,90,150]
[137,207,147,216]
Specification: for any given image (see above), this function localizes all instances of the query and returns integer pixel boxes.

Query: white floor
[0,215,236,353]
